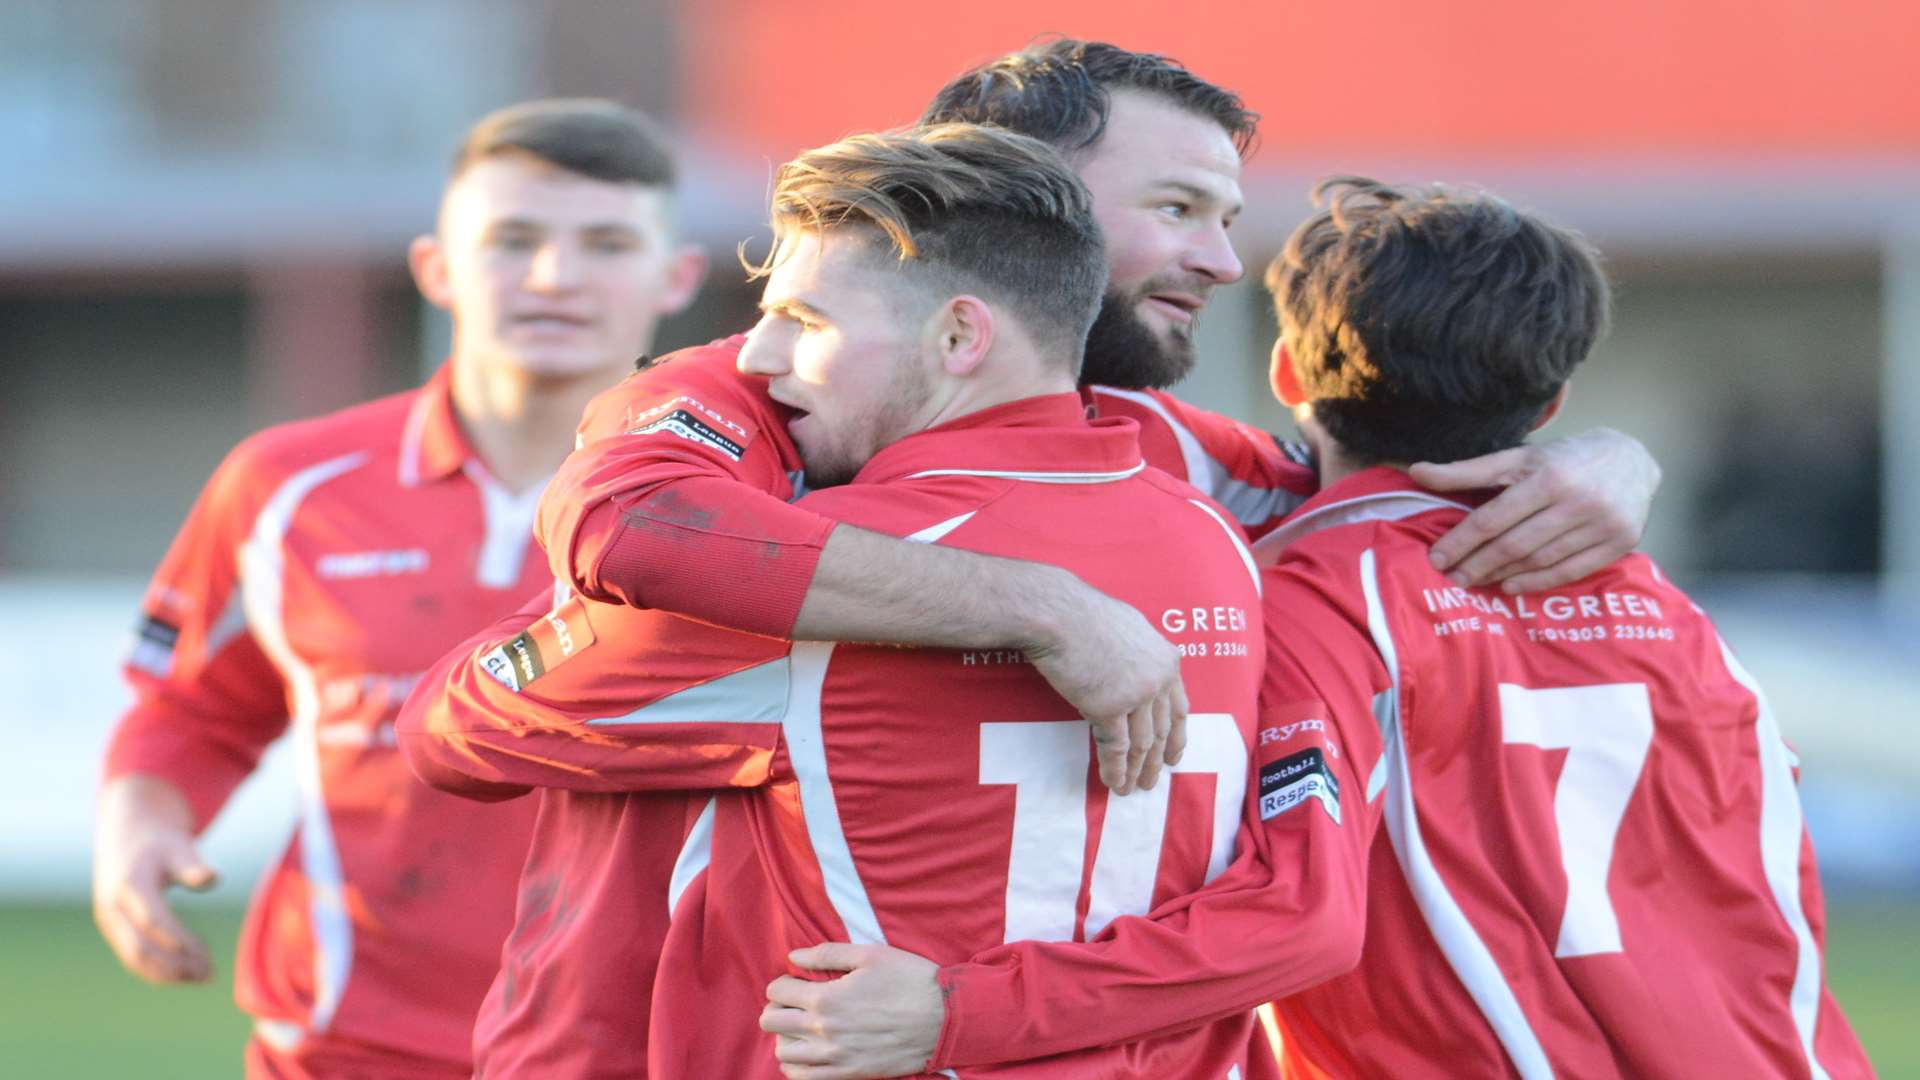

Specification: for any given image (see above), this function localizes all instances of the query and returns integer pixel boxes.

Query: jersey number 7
[980,714,1248,945]
[1499,682,1655,958]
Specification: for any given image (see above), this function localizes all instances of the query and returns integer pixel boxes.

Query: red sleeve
[396,587,789,801]
[926,556,1387,1069]
[1088,386,1318,544]
[105,439,291,831]
[539,339,836,638]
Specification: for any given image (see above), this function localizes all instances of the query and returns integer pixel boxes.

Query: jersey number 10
[980,714,1249,946]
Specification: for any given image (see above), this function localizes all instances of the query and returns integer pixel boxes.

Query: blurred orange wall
[679,0,1920,164]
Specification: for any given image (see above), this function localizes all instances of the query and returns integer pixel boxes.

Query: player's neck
[448,351,620,493]
[918,354,1078,431]
[1311,436,1410,491]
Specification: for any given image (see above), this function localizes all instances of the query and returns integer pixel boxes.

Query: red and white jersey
[1082,385,1316,545]
[105,366,556,1069]
[401,393,1270,1078]
[1255,468,1873,1080]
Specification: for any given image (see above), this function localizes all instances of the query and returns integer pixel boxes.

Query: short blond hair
[752,123,1106,366]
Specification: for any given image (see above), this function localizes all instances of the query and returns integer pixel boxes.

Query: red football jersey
[1080,385,1316,545]
[105,366,548,1069]
[1255,468,1873,1080]
[401,393,1272,1078]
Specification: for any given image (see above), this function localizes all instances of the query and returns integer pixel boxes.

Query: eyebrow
[483,218,643,236]
[758,297,832,322]
[1153,180,1244,214]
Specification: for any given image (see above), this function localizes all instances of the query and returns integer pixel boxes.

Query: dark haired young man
[1256,179,1873,1079]
[92,99,705,1078]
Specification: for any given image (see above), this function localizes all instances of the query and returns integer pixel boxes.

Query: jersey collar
[396,363,479,487]
[851,393,1145,486]
[1251,466,1479,561]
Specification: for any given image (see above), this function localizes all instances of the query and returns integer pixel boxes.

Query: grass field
[4,897,1913,1077]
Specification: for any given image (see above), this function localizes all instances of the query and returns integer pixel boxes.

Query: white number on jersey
[980,714,1248,944]
[1498,682,1655,957]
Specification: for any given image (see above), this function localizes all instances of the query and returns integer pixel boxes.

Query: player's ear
[1270,338,1306,407]
[657,244,709,316]
[935,295,995,377]
[1532,384,1571,431]
[409,234,453,311]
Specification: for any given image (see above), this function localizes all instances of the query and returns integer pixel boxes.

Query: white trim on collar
[904,461,1146,484]
[1251,489,1473,565]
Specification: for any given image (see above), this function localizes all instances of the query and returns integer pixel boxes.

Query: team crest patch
[479,597,598,692]
[128,614,181,678]
[1259,748,1341,824]
[1259,698,1343,824]
[630,409,746,461]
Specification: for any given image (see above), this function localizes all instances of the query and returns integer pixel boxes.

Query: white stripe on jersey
[1090,386,1304,527]
[462,460,546,589]
[1717,638,1834,1080]
[1252,490,1474,566]
[588,657,790,726]
[908,511,975,544]
[668,797,717,919]
[782,640,888,945]
[1187,498,1262,597]
[1360,547,1555,1079]
[237,450,367,1035]
[776,512,988,950]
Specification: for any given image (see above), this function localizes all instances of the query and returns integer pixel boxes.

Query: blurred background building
[2,0,1916,1069]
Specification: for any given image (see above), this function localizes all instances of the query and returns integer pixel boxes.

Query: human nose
[526,240,581,292]
[737,321,792,377]
[1186,221,1244,285]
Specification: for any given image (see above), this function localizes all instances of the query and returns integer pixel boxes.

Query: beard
[1077,285,1199,390]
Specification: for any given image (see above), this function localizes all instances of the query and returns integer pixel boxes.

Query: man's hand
[760,943,944,1080]
[1023,578,1189,796]
[92,776,219,984]
[1414,428,1660,593]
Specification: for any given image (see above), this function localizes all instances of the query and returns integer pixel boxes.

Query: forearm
[929,840,1364,1068]
[96,774,197,844]
[398,608,782,799]
[103,702,271,831]
[792,524,1072,648]
[557,472,832,638]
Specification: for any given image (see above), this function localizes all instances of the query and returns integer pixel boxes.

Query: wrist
[99,774,196,838]
[1015,564,1084,658]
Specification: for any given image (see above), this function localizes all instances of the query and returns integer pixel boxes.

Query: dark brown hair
[921,38,1257,157]
[450,98,676,188]
[1267,177,1611,464]
[753,123,1107,368]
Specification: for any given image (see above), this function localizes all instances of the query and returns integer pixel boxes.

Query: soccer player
[400,123,1294,1078]
[91,99,708,1077]
[1258,178,1874,1078]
